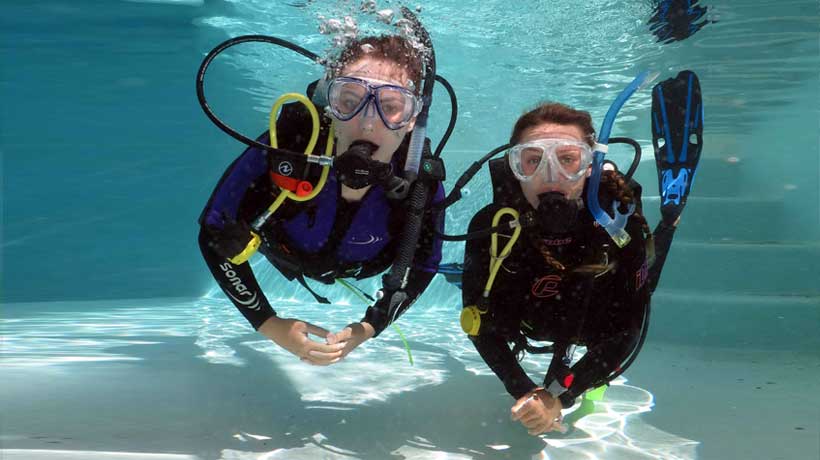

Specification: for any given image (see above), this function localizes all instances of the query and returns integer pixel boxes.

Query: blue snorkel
[588,70,659,247]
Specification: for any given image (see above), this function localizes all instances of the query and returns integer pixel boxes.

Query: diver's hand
[324,322,376,363]
[511,388,565,435]
[257,316,345,365]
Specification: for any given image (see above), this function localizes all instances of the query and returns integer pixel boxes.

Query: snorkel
[587,70,658,247]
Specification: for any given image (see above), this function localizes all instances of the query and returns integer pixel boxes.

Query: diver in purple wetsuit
[198,34,444,366]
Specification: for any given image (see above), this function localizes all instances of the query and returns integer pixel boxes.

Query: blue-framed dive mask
[508,138,593,183]
[327,76,422,130]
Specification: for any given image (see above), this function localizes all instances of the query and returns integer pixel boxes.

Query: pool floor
[2,296,818,460]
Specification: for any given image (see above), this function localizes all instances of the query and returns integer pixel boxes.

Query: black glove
[202,212,255,260]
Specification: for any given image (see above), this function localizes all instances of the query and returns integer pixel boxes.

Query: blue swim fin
[651,70,703,224]
[648,0,713,44]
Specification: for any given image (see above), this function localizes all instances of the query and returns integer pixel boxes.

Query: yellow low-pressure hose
[229,93,334,265]
[461,207,521,336]
[266,93,334,204]
[485,207,521,294]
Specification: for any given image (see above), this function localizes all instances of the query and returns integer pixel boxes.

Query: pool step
[640,195,784,242]
[654,241,820,296]
[647,289,820,351]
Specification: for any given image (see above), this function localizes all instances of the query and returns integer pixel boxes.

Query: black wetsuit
[198,100,444,337]
[462,168,649,408]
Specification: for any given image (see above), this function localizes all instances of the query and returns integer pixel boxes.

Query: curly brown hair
[331,35,423,94]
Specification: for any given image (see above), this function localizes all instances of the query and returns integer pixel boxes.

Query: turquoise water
[2,1,819,459]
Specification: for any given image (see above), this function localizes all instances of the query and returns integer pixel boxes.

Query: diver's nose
[542,162,558,182]
[359,100,377,132]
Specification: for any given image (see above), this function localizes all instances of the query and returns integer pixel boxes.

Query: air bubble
[361,0,377,13]
[343,16,357,32]
[376,9,395,24]
[319,18,343,35]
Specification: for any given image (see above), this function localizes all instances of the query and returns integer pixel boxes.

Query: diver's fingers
[530,418,555,435]
[300,356,341,366]
[519,413,543,429]
[304,322,331,339]
[528,420,552,436]
[305,340,346,355]
[299,339,344,365]
[307,348,345,361]
[326,327,353,345]
[551,420,568,434]
[304,349,344,366]
[511,398,536,420]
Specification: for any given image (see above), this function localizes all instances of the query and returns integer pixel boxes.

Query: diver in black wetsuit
[198,32,445,366]
[461,103,651,435]
[457,70,703,435]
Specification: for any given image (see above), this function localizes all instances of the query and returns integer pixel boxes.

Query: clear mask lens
[327,77,419,129]
[509,139,592,182]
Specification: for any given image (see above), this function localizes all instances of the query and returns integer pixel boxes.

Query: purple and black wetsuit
[198,104,444,337]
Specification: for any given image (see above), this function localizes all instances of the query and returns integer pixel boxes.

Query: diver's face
[333,57,418,164]
[517,123,590,209]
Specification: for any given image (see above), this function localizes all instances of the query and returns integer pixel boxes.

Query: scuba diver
[197,11,451,366]
[449,70,703,435]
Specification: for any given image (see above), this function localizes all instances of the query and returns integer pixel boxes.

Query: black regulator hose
[196,34,321,151]
[592,303,651,388]
[433,75,457,158]
[437,143,511,211]
[609,137,642,181]
[427,143,511,241]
